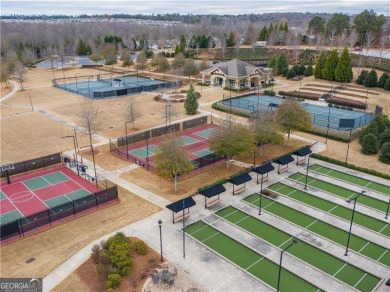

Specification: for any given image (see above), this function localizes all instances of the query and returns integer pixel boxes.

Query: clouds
[1,0,389,16]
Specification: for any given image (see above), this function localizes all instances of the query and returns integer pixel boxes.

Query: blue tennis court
[220,94,375,130]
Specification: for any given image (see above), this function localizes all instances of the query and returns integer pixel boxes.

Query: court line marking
[333,263,348,277]
[353,273,367,288]
[379,224,388,233]
[358,242,371,253]
[234,215,249,225]
[189,224,210,236]
[201,231,220,243]
[377,249,388,261]
[245,257,265,270]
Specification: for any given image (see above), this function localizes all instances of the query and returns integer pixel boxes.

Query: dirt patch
[0,187,161,278]
[78,144,132,171]
[120,164,244,202]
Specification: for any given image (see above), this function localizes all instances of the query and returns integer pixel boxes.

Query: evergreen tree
[361,133,379,154]
[266,23,274,40]
[268,56,277,74]
[304,65,314,76]
[322,49,338,81]
[276,53,289,76]
[334,47,353,82]
[226,31,235,47]
[298,64,306,75]
[283,22,289,32]
[286,68,296,79]
[184,82,199,115]
[377,73,389,88]
[356,70,368,85]
[384,78,390,91]
[379,142,390,164]
[363,69,378,87]
[314,50,326,79]
[175,35,186,55]
[258,26,268,41]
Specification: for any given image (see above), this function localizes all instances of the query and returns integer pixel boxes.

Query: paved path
[0,80,20,103]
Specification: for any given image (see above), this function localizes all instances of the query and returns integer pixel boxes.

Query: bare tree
[347,29,359,49]
[78,99,104,141]
[338,30,348,49]
[125,96,140,128]
[15,62,26,90]
[329,28,337,49]
[378,34,389,64]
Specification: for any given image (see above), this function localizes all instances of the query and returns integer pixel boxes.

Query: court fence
[1,153,119,241]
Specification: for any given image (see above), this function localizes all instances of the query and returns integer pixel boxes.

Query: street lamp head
[292,239,297,245]
[346,199,351,203]
[158,219,162,226]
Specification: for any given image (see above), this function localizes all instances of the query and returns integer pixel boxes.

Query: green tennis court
[0,190,6,200]
[192,148,213,157]
[216,206,380,291]
[310,164,389,196]
[22,172,70,191]
[244,194,390,267]
[185,221,320,291]
[128,144,159,159]
[268,182,389,237]
[176,136,199,146]
[194,128,217,139]
[289,173,388,213]
[1,210,24,225]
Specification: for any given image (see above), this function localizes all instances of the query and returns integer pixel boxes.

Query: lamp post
[304,153,311,190]
[259,172,264,215]
[325,105,331,144]
[62,133,78,175]
[158,219,163,262]
[385,198,390,219]
[345,129,353,163]
[80,144,98,187]
[75,73,80,88]
[183,198,186,258]
[345,190,365,256]
[364,89,368,113]
[277,240,297,292]
[125,121,132,160]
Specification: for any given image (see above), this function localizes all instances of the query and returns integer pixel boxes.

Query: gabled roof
[199,184,226,198]
[201,59,266,78]
[252,163,275,175]
[274,155,294,165]
[229,172,252,185]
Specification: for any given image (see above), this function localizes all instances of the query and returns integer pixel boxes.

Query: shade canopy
[199,184,226,198]
[274,155,294,165]
[229,173,252,186]
[252,162,275,175]
[166,196,196,213]
[294,146,312,157]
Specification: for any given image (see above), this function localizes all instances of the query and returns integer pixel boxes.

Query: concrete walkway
[1,80,20,103]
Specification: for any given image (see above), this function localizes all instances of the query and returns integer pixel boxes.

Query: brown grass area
[0,111,93,162]
[236,137,309,165]
[120,164,243,202]
[78,144,132,171]
[1,82,14,98]
[53,237,161,292]
[0,187,161,278]
[296,131,389,171]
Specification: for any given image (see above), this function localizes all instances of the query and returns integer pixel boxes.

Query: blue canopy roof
[294,146,312,157]
[166,196,196,213]
[229,172,252,185]
[252,162,275,175]
[274,155,294,165]
[199,184,226,198]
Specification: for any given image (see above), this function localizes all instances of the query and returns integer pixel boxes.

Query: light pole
[304,153,311,190]
[385,198,390,219]
[183,198,186,258]
[346,129,353,163]
[125,121,132,160]
[80,144,98,187]
[325,105,331,144]
[364,88,368,113]
[277,240,297,292]
[258,171,264,215]
[345,190,365,256]
[62,134,78,175]
[158,219,163,262]
[75,73,80,88]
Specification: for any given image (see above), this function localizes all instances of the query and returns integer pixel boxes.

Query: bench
[233,184,246,196]
[257,174,269,184]
[205,197,220,208]
[173,210,190,223]
[278,165,289,174]
[296,157,306,165]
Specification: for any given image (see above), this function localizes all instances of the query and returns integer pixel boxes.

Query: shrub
[304,65,313,76]
[361,133,379,154]
[384,78,390,91]
[91,244,101,264]
[264,89,275,96]
[291,65,300,74]
[107,274,121,288]
[356,70,368,85]
[133,239,148,255]
[298,64,306,75]
[153,95,161,101]
[379,129,390,147]
[379,142,390,164]
[198,177,228,193]
[286,69,297,79]
[363,69,378,87]
[278,90,320,101]
[326,96,366,109]
[377,72,389,88]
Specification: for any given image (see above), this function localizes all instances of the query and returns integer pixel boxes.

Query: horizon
[1,0,389,16]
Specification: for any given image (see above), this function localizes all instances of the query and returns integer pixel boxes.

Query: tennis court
[267,183,389,237]
[309,164,390,196]
[289,173,389,213]
[185,221,320,291]
[244,194,390,267]
[0,166,100,226]
[220,94,374,130]
[216,206,380,291]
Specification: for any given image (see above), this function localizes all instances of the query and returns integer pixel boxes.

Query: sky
[1,0,389,16]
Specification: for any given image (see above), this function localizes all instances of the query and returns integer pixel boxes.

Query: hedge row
[212,102,251,118]
[223,86,250,92]
[278,90,320,101]
[311,153,390,180]
[326,96,367,109]
[302,129,350,143]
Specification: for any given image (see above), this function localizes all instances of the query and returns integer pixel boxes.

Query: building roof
[202,59,269,78]
[199,184,226,198]
[229,172,252,185]
[166,196,196,213]
[252,162,275,175]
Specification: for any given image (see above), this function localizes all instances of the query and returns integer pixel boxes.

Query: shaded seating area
[199,184,226,208]
[293,146,312,165]
[229,173,252,195]
[166,196,196,224]
[274,155,294,174]
[252,162,275,184]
